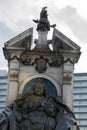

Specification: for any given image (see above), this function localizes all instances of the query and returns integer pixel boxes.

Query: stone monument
[1,7,81,130]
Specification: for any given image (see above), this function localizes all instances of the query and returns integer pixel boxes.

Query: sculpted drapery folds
[0,79,79,130]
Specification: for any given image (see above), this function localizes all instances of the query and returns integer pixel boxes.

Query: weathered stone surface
[3,15,81,110]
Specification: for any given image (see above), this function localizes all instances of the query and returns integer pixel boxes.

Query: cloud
[0,1,87,44]
[0,22,15,71]
[0,0,87,72]
[0,0,48,35]
[0,22,15,43]
[0,56,8,70]
[57,6,87,43]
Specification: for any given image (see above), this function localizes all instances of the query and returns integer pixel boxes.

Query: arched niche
[22,78,57,96]
[18,74,61,97]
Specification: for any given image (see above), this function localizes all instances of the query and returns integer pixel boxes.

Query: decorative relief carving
[9,55,74,68]
[35,56,48,73]
[63,73,72,84]
[21,57,32,65]
[63,58,74,64]
[10,55,20,61]
[49,60,63,67]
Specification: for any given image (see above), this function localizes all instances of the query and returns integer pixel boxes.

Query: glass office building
[0,70,7,112]
[73,73,87,130]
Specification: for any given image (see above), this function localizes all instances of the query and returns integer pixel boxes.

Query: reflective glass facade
[0,70,7,112]
[73,73,87,130]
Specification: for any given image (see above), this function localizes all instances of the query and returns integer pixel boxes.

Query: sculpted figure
[33,7,56,31]
[0,79,79,130]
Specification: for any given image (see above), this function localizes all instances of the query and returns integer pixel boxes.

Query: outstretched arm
[32,19,39,23]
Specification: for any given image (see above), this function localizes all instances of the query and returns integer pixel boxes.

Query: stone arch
[18,74,61,96]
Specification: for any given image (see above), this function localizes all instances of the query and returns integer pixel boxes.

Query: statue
[0,79,79,130]
[33,7,56,31]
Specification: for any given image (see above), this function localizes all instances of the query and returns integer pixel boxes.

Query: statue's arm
[55,112,78,130]
[0,107,17,130]
[33,19,39,23]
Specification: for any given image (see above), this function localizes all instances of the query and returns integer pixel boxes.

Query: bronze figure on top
[33,7,56,31]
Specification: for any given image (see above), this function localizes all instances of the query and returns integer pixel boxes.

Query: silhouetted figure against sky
[33,7,56,31]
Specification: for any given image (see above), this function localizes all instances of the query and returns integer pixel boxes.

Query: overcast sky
[0,0,87,73]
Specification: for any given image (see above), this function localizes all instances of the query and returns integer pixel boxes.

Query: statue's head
[34,78,44,96]
[21,78,50,99]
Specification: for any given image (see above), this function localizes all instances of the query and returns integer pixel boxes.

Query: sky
[0,0,87,73]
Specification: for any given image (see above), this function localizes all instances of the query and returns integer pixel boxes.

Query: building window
[74,75,87,81]
[74,81,87,86]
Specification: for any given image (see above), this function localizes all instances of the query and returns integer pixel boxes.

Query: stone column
[62,58,74,109]
[37,30,48,49]
[6,56,20,106]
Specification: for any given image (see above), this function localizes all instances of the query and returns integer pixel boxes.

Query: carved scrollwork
[9,55,74,68]
[63,73,72,84]
[20,57,32,65]
[63,58,74,64]
[10,55,20,61]
[35,56,48,73]
[48,60,63,67]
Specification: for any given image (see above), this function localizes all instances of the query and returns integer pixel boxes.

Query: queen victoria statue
[0,78,79,130]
